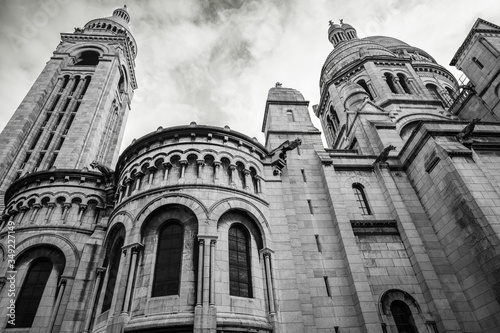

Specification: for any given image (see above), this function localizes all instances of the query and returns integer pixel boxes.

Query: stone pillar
[148,166,157,185]
[229,164,236,186]
[83,268,106,333]
[30,203,41,222]
[117,185,125,203]
[62,202,71,223]
[45,203,55,222]
[243,169,251,190]
[122,245,141,314]
[197,160,205,179]
[77,204,87,225]
[19,205,29,224]
[196,239,205,306]
[213,161,221,183]
[262,250,276,314]
[124,178,132,197]
[47,278,67,333]
[255,175,263,193]
[134,171,144,191]
[162,162,172,182]
[180,160,187,179]
[209,239,216,305]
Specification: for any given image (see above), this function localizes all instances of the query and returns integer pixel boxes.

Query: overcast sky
[0,0,499,153]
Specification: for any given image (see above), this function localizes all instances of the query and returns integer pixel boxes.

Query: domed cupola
[328,19,358,48]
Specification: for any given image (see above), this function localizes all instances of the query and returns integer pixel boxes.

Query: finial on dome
[329,20,334,26]
[275,82,282,88]
[340,19,343,25]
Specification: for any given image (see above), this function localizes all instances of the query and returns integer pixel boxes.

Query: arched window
[397,74,412,94]
[229,224,252,297]
[391,300,418,333]
[327,115,335,139]
[330,106,340,127]
[357,79,374,100]
[152,222,183,296]
[74,50,100,66]
[9,259,53,328]
[385,73,399,94]
[445,86,455,100]
[102,237,124,312]
[286,110,295,122]
[352,183,371,215]
[426,84,443,103]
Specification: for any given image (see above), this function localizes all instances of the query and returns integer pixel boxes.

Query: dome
[363,36,436,62]
[320,39,396,85]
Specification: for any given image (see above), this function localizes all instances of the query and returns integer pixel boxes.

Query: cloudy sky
[0,0,499,152]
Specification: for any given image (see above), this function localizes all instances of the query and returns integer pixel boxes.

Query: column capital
[197,159,205,165]
[162,161,172,168]
[135,171,145,178]
[59,278,68,286]
[63,202,72,209]
[79,203,88,211]
[180,160,188,165]
[213,161,221,167]
[197,235,218,242]
[260,247,274,256]
[148,165,157,172]
[243,169,251,175]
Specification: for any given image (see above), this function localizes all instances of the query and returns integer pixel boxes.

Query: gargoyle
[373,145,396,165]
[456,118,480,143]
[270,138,302,160]
[90,160,115,185]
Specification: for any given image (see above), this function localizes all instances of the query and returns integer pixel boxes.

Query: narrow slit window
[315,235,322,252]
[43,133,54,150]
[47,153,58,169]
[49,95,61,111]
[62,98,71,111]
[472,57,484,69]
[301,169,307,182]
[307,199,314,214]
[324,276,331,297]
[30,130,43,150]
[287,110,295,122]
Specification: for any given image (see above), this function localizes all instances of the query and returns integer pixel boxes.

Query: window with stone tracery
[228,224,252,297]
[152,222,183,296]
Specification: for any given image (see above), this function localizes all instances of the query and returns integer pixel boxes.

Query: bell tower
[0,7,137,209]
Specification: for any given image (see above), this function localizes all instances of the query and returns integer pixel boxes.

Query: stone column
[122,245,141,314]
[83,268,105,333]
[124,178,132,197]
[162,162,172,182]
[229,164,236,186]
[209,240,216,305]
[148,166,157,185]
[134,171,144,191]
[196,239,205,306]
[255,175,263,193]
[47,278,67,333]
[197,160,205,179]
[45,203,55,222]
[62,202,71,223]
[77,204,87,225]
[213,161,221,183]
[19,205,29,225]
[180,160,187,179]
[262,251,276,314]
[30,203,41,222]
[117,185,125,203]
[243,169,251,190]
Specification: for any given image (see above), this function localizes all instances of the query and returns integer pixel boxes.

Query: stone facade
[1,9,500,333]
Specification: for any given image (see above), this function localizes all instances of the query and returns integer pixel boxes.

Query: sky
[0,0,499,153]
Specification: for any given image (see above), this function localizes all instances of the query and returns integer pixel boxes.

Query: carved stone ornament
[456,118,480,143]
[373,145,396,165]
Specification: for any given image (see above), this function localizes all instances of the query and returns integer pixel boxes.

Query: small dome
[267,86,305,102]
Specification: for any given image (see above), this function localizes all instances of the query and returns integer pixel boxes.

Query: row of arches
[118,154,263,201]
[84,21,136,55]
[1,193,105,230]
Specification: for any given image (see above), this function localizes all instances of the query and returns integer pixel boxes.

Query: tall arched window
[352,183,371,215]
[229,224,252,297]
[9,259,53,328]
[397,74,412,94]
[391,300,418,333]
[152,222,184,296]
[472,57,484,69]
[357,80,374,100]
[102,237,124,312]
[426,83,444,104]
[385,73,399,94]
[286,110,295,122]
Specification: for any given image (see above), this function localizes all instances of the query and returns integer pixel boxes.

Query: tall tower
[0,6,137,210]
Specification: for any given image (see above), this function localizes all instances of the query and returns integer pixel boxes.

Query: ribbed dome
[363,36,435,62]
[320,39,395,85]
